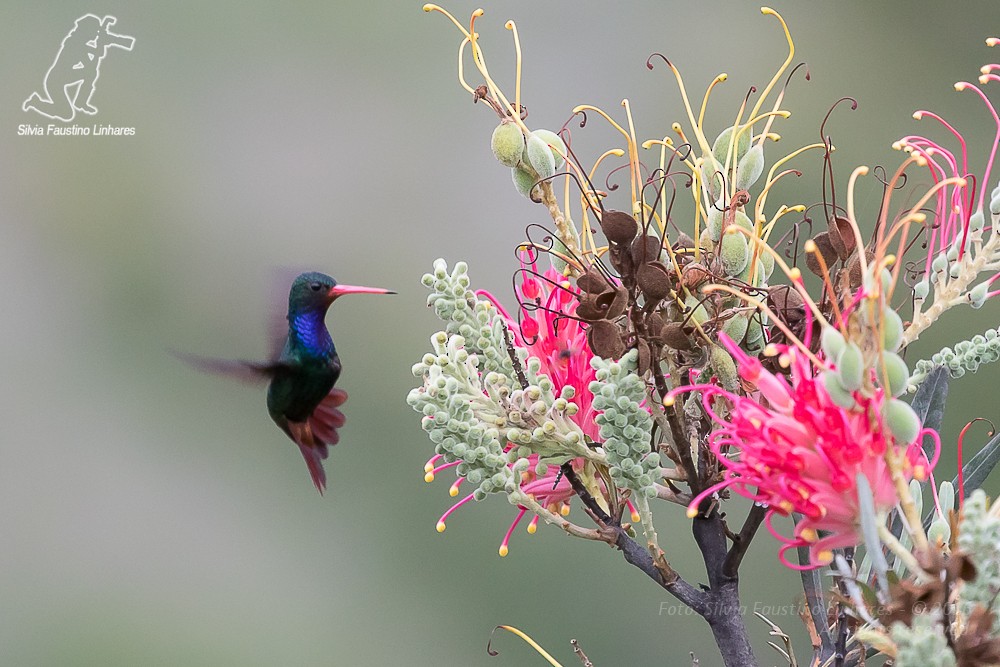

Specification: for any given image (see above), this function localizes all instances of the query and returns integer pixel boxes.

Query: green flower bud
[491,122,525,168]
[710,344,739,391]
[822,370,856,408]
[721,313,750,342]
[939,480,955,515]
[927,517,951,546]
[837,342,864,391]
[821,326,846,361]
[526,132,556,179]
[720,228,750,275]
[877,352,910,397]
[883,398,920,444]
[511,166,538,199]
[969,281,989,308]
[712,125,751,166]
[970,210,985,232]
[913,279,929,300]
[735,144,765,191]
[706,204,725,242]
[881,308,904,352]
[990,192,1000,215]
[684,294,709,325]
[700,154,724,201]
[531,129,567,170]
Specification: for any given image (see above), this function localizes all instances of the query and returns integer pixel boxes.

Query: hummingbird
[181,271,395,494]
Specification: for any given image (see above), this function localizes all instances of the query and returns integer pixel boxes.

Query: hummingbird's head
[288,271,395,314]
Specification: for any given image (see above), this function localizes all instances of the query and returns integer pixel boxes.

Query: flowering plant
[409,6,1000,666]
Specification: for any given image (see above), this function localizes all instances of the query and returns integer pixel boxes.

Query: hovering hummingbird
[181,271,395,494]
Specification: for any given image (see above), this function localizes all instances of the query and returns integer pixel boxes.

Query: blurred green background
[2,1,998,665]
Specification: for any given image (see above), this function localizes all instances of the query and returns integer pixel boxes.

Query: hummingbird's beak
[327,284,396,300]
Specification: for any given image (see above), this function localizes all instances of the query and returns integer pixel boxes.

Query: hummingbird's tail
[286,388,348,494]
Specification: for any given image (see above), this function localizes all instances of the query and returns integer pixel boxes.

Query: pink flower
[425,257,631,555]
[676,335,939,569]
[894,57,1000,289]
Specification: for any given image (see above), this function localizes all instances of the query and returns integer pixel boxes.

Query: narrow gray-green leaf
[856,473,889,598]
[908,365,949,464]
[954,429,1000,498]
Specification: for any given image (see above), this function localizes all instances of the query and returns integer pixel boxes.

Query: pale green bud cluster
[421,258,521,381]
[589,350,658,499]
[408,331,516,500]
[890,612,956,667]
[491,121,566,200]
[956,489,1000,619]
[908,328,1000,391]
[409,260,596,502]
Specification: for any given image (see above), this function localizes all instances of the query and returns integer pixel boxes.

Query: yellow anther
[436,521,447,533]
[498,545,509,557]
[804,239,817,253]
[686,506,699,518]
[526,522,537,534]
[424,472,435,483]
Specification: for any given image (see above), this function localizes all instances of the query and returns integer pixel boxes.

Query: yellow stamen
[799,528,818,542]
[698,73,729,133]
[504,20,522,117]
[756,142,827,227]
[686,506,699,518]
[560,504,571,517]
[498,544,509,557]
[749,8,795,125]
[424,471,435,483]
[492,626,564,667]
[436,520,447,533]
[622,98,642,212]
[846,166,871,277]
[816,549,834,565]
[526,522,537,534]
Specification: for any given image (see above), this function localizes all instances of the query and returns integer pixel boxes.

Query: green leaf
[908,365,949,466]
[954,429,1000,498]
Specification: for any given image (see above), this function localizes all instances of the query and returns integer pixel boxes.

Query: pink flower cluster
[680,335,939,568]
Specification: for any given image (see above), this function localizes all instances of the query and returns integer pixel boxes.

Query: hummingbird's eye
[309,282,323,292]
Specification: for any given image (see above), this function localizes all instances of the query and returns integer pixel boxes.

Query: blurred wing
[283,388,348,495]
[173,350,292,384]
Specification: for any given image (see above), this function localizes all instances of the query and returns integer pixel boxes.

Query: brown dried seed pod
[681,262,711,289]
[637,262,672,302]
[576,264,609,294]
[608,245,634,277]
[600,210,639,245]
[586,320,626,359]
[672,232,695,253]
[596,285,629,320]
[767,285,806,323]
[827,215,856,262]
[646,312,666,338]
[805,231,839,277]
[576,294,609,322]
[637,339,652,375]
[630,233,662,264]
[846,249,875,289]
[661,322,693,350]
